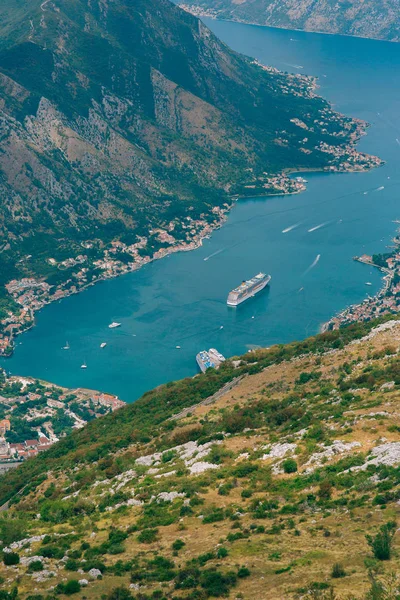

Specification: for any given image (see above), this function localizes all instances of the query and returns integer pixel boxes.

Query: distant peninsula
[177,0,400,42]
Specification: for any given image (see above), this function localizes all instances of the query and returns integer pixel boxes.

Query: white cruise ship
[227,273,271,306]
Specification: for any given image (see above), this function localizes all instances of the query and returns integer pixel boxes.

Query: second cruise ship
[227,272,271,306]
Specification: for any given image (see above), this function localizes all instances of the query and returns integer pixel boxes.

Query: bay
[3,21,400,402]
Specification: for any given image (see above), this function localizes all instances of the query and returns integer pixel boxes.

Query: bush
[366,521,396,560]
[331,563,346,578]
[318,480,333,501]
[3,552,19,565]
[217,547,228,559]
[200,569,237,596]
[57,580,81,595]
[172,539,185,552]
[28,560,44,572]
[282,458,298,474]
[237,566,250,578]
[137,528,158,543]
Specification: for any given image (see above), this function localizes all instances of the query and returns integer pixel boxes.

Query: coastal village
[324,230,400,330]
[0,208,229,356]
[0,372,124,472]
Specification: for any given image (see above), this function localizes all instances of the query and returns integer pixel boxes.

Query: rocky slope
[179,0,400,41]
[0,0,379,323]
[1,316,400,598]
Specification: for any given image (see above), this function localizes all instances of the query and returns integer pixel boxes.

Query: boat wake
[304,254,321,275]
[282,222,301,233]
[204,248,224,261]
[308,222,328,233]
[282,62,304,70]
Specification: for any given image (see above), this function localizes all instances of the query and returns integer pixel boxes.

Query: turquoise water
[3,22,400,401]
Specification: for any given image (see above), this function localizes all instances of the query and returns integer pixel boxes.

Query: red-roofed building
[0,419,10,436]
[38,436,51,446]
[25,439,39,448]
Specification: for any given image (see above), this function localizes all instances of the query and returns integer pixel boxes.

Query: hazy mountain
[179,0,400,41]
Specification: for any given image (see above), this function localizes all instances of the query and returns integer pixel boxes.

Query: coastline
[181,7,399,44]
[2,152,382,360]
[0,54,383,361]
[322,233,400,332]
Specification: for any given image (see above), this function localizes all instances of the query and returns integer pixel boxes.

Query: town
[0,371,124,473]
[324,232,400,330]
[0,208,230,356]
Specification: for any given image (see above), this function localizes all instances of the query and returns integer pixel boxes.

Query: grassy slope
[1,316,400,598]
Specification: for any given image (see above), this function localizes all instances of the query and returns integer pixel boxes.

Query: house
[25,439,39,449]
[0,419,11,436]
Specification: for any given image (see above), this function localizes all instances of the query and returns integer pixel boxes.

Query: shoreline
[2,157,382,362]
[184,8,398,45]
[0,55,384,366]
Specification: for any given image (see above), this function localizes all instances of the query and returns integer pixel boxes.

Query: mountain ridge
[177,0,400,42]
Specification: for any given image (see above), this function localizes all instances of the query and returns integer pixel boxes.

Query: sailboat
[62,341,70,350]
[80,361,87,369]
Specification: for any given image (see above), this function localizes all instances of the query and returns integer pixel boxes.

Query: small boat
[100,342,107,348]
[220,325,224,329]
[81,361,87,369]
[365,282,372,286]
[176,345,181,349]
[63,342,70,350]
[108,322,121,329]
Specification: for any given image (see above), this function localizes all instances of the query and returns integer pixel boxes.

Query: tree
[366,521,396,561]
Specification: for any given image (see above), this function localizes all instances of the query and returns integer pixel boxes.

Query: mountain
[0,315,400,598]
[179,0,400,42]
[0,0,379,328]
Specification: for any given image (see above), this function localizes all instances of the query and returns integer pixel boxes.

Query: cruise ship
[227,273,271,306]
[196,348,226,373]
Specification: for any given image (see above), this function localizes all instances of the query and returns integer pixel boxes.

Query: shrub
[237,566,250,578]
[106,587,133,600]
[57,580,81,595]
[28,560,44,572]
[366,521,396,560]
[172,539,185,552]
[318,480,333,501]
[200,569,237,596]
[217,547,228,559]
[64,558,78,571]
[331,563,346,578]
[137,528,158,543]
[282,458,298,474]
[3,552,19,565]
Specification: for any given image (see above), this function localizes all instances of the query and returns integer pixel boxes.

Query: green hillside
[0,316,400,598]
